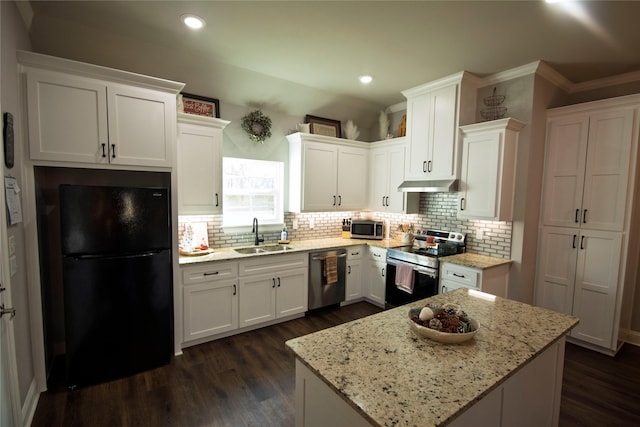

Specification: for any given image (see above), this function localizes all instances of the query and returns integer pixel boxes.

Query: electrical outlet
[309,218,315,229]
[292,219,298,230]
[475,229,484,240]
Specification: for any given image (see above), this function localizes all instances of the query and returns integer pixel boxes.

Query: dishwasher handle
[311,253,347,261]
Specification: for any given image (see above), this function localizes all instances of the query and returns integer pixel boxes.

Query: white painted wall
[1,0,35,417]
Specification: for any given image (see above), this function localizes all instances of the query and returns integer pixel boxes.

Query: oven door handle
[414,267,437,278]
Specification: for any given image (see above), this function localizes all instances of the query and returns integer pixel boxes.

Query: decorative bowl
[408,308,479,344]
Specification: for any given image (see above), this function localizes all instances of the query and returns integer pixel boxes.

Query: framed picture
[181,93,220,118]
[304,115,342,138]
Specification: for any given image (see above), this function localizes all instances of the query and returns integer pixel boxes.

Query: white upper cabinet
[402,72,477,181]
[20,51,183,168]
[542,107,635,231]
[369,138,419,214]
[458,118,525,221]
[288,133,369,212]
[177,113,230,215]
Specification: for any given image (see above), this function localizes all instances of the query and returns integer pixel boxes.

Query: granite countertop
[285,288,578,427]
[439,253,512,270]
[179,237,407,265]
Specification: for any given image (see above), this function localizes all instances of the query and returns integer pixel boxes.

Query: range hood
[398,179,458,193]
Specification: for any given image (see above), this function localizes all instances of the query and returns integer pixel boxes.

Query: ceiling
[20,1,640,120]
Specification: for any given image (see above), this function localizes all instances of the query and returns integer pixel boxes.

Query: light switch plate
[292,219,298,230]
[475,229,484,240]
[8,235,15,256]
[9,256,17,276]
[309,218,315,229]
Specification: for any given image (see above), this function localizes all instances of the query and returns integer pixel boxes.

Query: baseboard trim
[21,378,39,427]
[624,330,640,347]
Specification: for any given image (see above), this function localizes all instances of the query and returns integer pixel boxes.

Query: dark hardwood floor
[32,302,640,427]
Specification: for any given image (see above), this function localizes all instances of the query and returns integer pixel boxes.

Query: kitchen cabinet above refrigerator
[19,50,183,169]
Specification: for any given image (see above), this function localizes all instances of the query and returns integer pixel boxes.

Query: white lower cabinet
[535,227,622,350]
[182,261,239,344]
[239,254,308,328]
[366,246,387,307]
[344,246,365,303]
[440,261,509,298]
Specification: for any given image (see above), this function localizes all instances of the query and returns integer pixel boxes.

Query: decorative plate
[408,308,479,344]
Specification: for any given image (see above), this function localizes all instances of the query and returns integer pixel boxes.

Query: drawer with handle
[182,261,238,286]
[440,263,479,289]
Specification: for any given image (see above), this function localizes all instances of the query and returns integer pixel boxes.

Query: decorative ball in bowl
[408,304,479,344]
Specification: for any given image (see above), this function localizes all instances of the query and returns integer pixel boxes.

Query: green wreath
[241,109,272,143]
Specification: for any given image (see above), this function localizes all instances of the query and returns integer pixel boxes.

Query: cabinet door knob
[460,197,465,211]
[381,196,385,207]
[381,267,385,277]
[583,209,588,224]
[348,265,351,274]
[277,277,281,287]
[338,195,342,206]
[427,160,432,173]
[333,195,336,206]
[215,193,219,207]
[272,278,276,288]
[575,209,580,223]
[111,144,116,159]
[580,235,585,250]
[233,284,237,295]
[572,234,577,249]
[423,161,427,173]
[101,143,107,158]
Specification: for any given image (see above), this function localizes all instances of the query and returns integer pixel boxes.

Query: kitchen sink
[263,244,294,252]
[234,244,294,254]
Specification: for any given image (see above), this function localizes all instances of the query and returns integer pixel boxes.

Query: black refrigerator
[60,184,173,388]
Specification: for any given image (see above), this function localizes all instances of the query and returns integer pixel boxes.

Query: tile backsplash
[179,193,512,259]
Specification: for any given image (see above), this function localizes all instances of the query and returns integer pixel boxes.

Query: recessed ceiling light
[359,75,373,84]
[182,14,205,30]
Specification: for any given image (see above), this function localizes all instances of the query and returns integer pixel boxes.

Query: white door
[0,272,17,427]
[238,273,276,327]
[406,92,431,179]
[177,122,222,214]
[571,230,622,348]
[336,147,368,211]
[386,145,407,213]
[26,68,108,164]
[535,227,578,316]
[428,84,458,179]
[458,131,501,219]
[370,148,388,211]
[581,108,634,231]
[275,267,308,318]
[107,83,174,167]
[367,261,386,306]
[541,114,589,227]
[302,142,337,211]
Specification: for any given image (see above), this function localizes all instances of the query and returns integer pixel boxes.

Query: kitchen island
[286,288,578,426]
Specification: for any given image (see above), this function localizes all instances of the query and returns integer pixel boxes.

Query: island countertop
[285,289,578,426]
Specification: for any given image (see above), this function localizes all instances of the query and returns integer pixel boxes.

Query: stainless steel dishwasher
[308,248,347,310]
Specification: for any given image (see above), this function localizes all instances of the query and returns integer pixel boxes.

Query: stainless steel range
[385,229,466,308]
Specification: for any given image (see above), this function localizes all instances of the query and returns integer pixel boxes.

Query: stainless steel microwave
[350,220,384,240]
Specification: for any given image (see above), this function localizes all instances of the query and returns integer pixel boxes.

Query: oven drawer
[441,263,479,288]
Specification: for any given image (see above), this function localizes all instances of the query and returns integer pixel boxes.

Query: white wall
[1,0,35,412]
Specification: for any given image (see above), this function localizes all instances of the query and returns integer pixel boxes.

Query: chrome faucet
[252,217,264,246]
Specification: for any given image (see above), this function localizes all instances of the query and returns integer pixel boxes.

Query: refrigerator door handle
[69,250,164,260]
